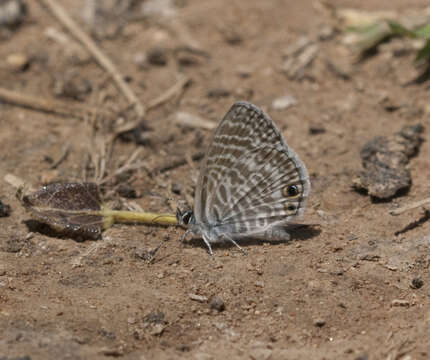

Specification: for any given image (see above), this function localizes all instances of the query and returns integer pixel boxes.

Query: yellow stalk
[101,207,177,228]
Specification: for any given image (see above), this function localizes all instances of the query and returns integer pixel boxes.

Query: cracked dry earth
[1,0,430,359]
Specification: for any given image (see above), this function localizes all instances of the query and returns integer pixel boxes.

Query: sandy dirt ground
[1,1,430,359]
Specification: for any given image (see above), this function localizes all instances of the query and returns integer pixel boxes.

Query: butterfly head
[176,207,196,228]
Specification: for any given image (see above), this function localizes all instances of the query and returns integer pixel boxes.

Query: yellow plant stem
[101,208,177,229]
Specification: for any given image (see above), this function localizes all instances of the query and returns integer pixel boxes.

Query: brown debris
[5,52,29,72]
[0,86,107,119]
[353,124,424,199]
[0,0,26,28]
[38,0,146,118]
[281,37,319,80]
[20,182,105,240]
[52,71,92,101]
[154,151,205,174]
[147,47,169,66]
[0,199,11,217]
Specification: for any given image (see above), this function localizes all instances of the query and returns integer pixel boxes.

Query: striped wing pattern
[194,102,310,239]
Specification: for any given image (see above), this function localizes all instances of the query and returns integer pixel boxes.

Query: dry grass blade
[0,87,104,119]
[175,111,216,130]
[147,75,190,112]
[155,151,205,174]
[38,0,145,118]
[98,148,144,185]
[390,197,430,215]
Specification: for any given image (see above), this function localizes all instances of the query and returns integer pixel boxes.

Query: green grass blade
[388,21,417,38]
[415,25,430,39]
[416,39,430,62]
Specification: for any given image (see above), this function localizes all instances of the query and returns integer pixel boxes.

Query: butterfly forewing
[194,103,261,223]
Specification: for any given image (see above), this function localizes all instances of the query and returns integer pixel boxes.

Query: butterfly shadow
[184,224,321,252]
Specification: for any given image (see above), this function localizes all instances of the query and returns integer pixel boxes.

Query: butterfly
[177,101,310,255]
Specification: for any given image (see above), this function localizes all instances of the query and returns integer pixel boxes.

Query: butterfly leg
[202,234,214,256]
[222,235,247,256]
[181,229,193,243]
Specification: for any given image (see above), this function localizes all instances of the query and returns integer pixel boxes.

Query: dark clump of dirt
[0,199,11,217]
[353,124,424,199]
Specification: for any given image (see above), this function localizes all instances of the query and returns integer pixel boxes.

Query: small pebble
[222,30,242,45]
[193,352,213,360]
[101,347,123,357]
[189,293,208,303]
[149,323,166,336]
[135,247,157,261]
[207,88,230,98]
[209,296,225,312]
[143,310,165,324]
[171,182,182,195]
[354,354,369,360]
[176,52,201,66]
[271,95,297,111]
[0,0,27,27]
[236,66,252,78]
[117,184,137,199]
[249,348,272,360]
[147,47,168,66]
[6,53,29,72]
[5,237,25,253]
[391,299,410,307]
[0,200,11,217]
[255,281,264,288]
[134,52,148,70]
[410,277,424,289]
[309,124,326,135]
[142,0,176,18]
[52,71,92,100]
[314,318,326,327]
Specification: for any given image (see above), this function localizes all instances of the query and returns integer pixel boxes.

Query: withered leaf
[21,182,106,239]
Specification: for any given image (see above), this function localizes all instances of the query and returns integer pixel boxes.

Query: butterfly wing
[194,101,310,239]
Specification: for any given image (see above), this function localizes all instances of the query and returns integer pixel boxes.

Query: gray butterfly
[177,101,310,255]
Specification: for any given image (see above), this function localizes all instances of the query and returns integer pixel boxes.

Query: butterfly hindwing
[194,102,310,239]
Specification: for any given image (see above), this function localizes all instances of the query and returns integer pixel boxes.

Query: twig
[147,75,190,112]
[38,0,145,118]
[175,111,216,130]
[390,197,430,215]
[0,87,103,119]
[111,75,191,138]
[99,148,144,185]
[394,209,430,236]
[154,151,205,174]
[50,144,70,169]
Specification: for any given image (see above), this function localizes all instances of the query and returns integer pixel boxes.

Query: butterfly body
[178,101,310,255]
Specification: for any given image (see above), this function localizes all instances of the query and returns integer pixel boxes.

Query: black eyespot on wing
[287,185,298,197]
[287,204,296,212]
